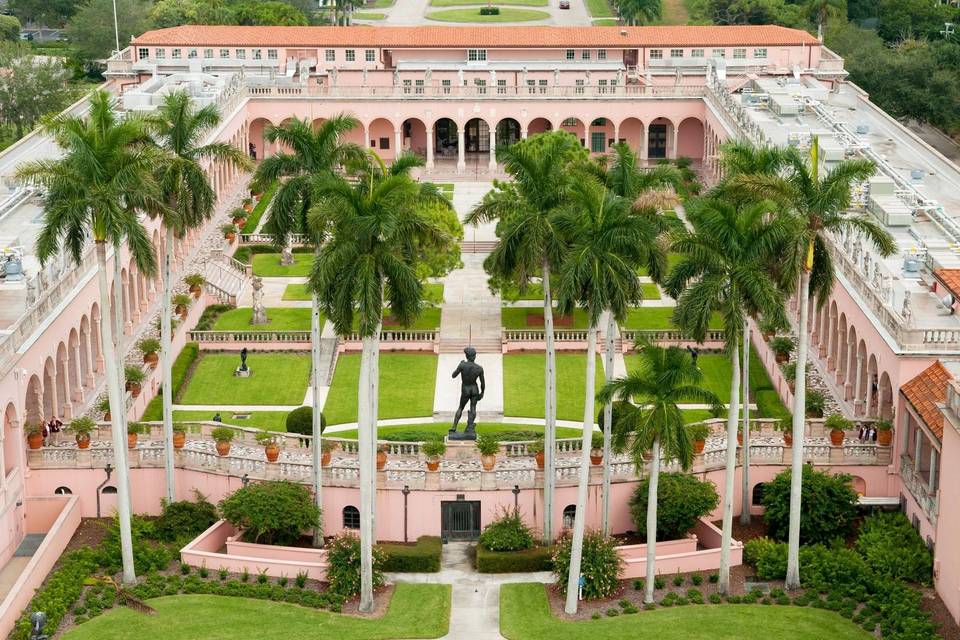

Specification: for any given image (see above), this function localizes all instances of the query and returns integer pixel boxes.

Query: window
[538,79,547,94]
[753,48,767,58]
[403,79,411,94]
[527,79,536,94]
[562,118,579,126]
[562,505,576,529]
[267,49,278,60]
[581,49,590,60]
[712,48,725,58]
[591,131,605,153]
[751,483,767,506]
[342,506,360,530]
[345,49,355,62]
[691,49,704,58]
[172,48,182,59]
[138,47,149,59]
[325,49,335,62]
[442,79,451,94]
[597,79,608,94]
[575,79,584,95]
[204,48,213,59]
[670,49,684,58]
[468,49,487,62]
[220,49,229,58]
[155,48,165,59]
[474,78,487,94]
[380,137,390,149]
[649,49,663,60]
[236,49,245,59]
[497,78,506,95]
[733,48,746,59]
[365,49,375,62]
[252,49,262,60]
[565,49,575,60]
[54,486,72,495]
[102,486,118,495]
[188,49,197,59]
[597,49,606,60]
[415,79,424,95]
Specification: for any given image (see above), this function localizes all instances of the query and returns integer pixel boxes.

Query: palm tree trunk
[95,242,136,584]
[786,270,811,589]
[740,318,751,525]
[358,332,376,612]
[369,319,381,545]
[564,324,598,615]
[644,436,661,605]
[161,228,175,503]
[542,261,557,545]
[311,293,324,547]
[718,333,740,595]
[601,312,614,536]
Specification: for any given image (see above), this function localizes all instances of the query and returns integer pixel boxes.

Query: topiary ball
[286,406,325,436]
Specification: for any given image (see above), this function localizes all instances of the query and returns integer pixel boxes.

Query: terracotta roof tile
[132,25,820,49]
[901,361,952,439]
[934,268,960,301]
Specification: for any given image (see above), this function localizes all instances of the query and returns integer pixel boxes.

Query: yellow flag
[810,135,819,181]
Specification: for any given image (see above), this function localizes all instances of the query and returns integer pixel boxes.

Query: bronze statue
[449,347,485,440]
[239,348,248,371]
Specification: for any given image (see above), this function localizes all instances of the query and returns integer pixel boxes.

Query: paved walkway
[379,0,592,26]
[387,541,554,640]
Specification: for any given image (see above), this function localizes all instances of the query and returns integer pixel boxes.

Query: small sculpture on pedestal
[280,244,294,266]
[30,611,48,640]
[250,277,269,326]
[235,347,251,377]
[901,291,913,327]
[449,347,485,441]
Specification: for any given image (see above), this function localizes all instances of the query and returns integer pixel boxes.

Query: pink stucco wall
[618,519,741,578]
[935,422,960,624]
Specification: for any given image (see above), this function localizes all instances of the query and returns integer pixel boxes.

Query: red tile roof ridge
[901,361,952,439]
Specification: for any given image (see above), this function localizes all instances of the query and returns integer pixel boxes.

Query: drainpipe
[96,463,113,518]
[402,485,410,543]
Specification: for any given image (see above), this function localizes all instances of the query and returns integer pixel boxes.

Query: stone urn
[783,431,793,446]
[376,449,387,470]
[27,431,43,450]
[321,450,332,467]
[829,429,845,446]
[535,450,545,470]
[426,456,440,472]
[76,433,91,450]
[264,442,280,463]
[590,450,603,466]
[216,440,231,456]
[480,453,496,471]
[877,429,892,446]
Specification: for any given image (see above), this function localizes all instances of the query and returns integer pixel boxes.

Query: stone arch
[340,116,366,150]
[587,117,615,154]
[866,354,879,417]
[877,371,894,419]
[3,402,19,476]
[676,117,705,161]
[434,118,458,157]
[618,117,644,154]
[751,482,767,505]
[849,475,867,496]
[67,329,81,403]
[368,118,394,155]
[844,325,858,400]
[496,118,521,149]
[526,117,551,137]
[401,117,427,158]
[559,117,586,148]
[247,117,273,161]
[562,504,576,529]
[342,505,360,529]
[855,339,868,410]
[464,117,491,153]
[126,264,139,321]
[647,117,674,159]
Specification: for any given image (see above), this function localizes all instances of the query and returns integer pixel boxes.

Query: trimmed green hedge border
[233,244,312,265]
[11,548,98,640]
[141,342,199,420]
[476,544,554,573]
[379,536,442,572]
[242,182,278,234]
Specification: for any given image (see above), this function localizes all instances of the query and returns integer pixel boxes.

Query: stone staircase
[203,252,249,305]
[460,240,498,254]
[439,335,501,354]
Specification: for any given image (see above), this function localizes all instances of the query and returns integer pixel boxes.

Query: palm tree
[308,150,454,612]
[616,0,662,25]
[805,0,845,40]
[466,130,585,545]
[554,174,663,614]
[664,197,791,595]
[733,139,894,589]
[598,343,721,604]
[252,114,363,545]
[18,90,160,584]
[147,90,251,504]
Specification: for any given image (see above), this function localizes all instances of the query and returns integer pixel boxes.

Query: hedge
[242,181,277,234]
[233,244,313,265]
[194,304,235,331]
[11,548,99,640]
[379,536,442,572]
[141,342,199,420]
[476,544,554,573]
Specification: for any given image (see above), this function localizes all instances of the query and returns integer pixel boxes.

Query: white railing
[900,456,938,525]
[621,329,725,343]
[188,330,312,343]
[238,233,308,245]
[343,329,438,343]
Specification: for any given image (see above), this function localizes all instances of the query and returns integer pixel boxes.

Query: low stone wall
[617,519,742,579]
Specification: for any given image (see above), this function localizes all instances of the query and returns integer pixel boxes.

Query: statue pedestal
[445,440,479,462]
[447,428,477,442]
[234,367,251,378]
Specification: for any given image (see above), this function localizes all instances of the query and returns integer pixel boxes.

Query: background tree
[9,0,76,27]
[149,0,234,28]
[66,0,152,59]
[615,0,662,25]
[232,1,308,25]
[0,15,21,41]
[0,43,79,139]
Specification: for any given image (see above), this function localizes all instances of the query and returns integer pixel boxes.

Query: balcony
[900,455,938,525]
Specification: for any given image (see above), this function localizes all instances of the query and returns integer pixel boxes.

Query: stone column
[612,122,619,147]
[844,341,856,400]
[457,128,465,173]
[929,448,938,493]
[864,373,874,418]
[914,430,922,473]
[488,125,497,172]
[521,127,528,140]
[425,127,434,171]
[826,317,836,369]
[394,129,402,159]
[670,124,679,159]
[640,125,648,163]
[71,344,84,402]
[853,355,864,414]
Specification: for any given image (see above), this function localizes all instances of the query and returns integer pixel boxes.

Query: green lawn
[369,0,395,7]
[179,354,311,406]
[353,11,385,18]
[352,307,442,331]
[172,410,292,432]
[328,422,585,440]
[212,307,315,331]
[500,583,872,640]
[584,0,613,18]
[502,308,589,330]
[621,307,724,331]
[241,182,277,234]
[431,0,547,5]
[426,7,550,21]
[284,282,442,306]
[592,18,619,25]
[655,0,691,24]
[282,284,312,301]
[503,354,606,422]
[65,585,451,640]
[324,354,438,424]
[252,252,312,277]
[641,282,661,300]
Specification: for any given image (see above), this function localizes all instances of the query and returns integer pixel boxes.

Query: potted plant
[127,422,143,449]
[212,427,234,456]
[138,337,160,369]
[255,431,281,463]
[184,273,205,299]
[825,413,852,446]
[231,207,248,226]
[776,415,793,446]
[528,437,545,470]
[26,424,44,449]
[221,223,238,243]
[242,197,254,213]
[782,362,797,392]
[422,440,446,472]
[172,423,187,449]
[687,422,710,455]
[770,336,795,364]
[124,365,146,398]
[476,434,499,471]
[321,440,336,467]
[172,293,192,320]
[874,418,893,446]
[759,315,784,342]
[736,424,743,447]
[590,431,604,465]
[376,444,388,470]
[805,390,826,418]
[71,416,95,449]
[95,396,111,421]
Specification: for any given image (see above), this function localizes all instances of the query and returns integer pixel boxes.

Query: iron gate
[441,500,481,541]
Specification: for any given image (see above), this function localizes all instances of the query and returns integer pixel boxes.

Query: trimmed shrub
[285,406,326,436]
[479,6,500,14]
[478,508,534,552]
[476,544,554,573]
[326,533,386,597]
[153,492,219,542]
[761,465,858,544]
[194,304,235,331]
[629,473,719,541]
[553,530,622,599]
[11,548,98,640]
[95,515,177,574]
[855,512,932,584]
[141,342,199,420]
[743,537,787,580]
[379,536,442,572]
[219,480,321,546]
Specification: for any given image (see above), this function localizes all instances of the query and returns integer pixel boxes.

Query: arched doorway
[877,372,893,419]
[247,117,273,160]
[619,117,644,154]
[368,118,393,156]
[527,117,551,137]
[648,117,673,159]
[496,118,521,149]
[587,118,614,154]
[401,118,427,158]
[434,118,458,158]
[676,117,705,162]
[559,117,586,147]
[464,118,490,154]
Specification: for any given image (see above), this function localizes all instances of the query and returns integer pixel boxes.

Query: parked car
[559,0,570,8]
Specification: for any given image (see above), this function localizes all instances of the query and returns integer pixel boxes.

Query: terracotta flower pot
[829,428,845,446]
[264,443,280,463]
[224,232,236,243]
[189,284,202,299]
[783,432,793,446]
[877,429,892,446]
[426,457,440,472]
[321,451,331,467]
[590,451,603,466]
[535,451,544,470]
[693,439,705,455]
[127,433,138,449]
[243,202,253,212]
[143,352,159,369]
[376,450,387,470]
[27,432,43,449]
[232,216,246,226]
[736,432,743,446]
[775,352,788,364]
[216,440,231,456]
[76,433,91,449]
[173,432,186,449]
[480,453,496,471]
[127,381,141,398]
[103,410,111,422]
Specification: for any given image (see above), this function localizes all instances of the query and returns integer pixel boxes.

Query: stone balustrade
[245,83,709,101]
